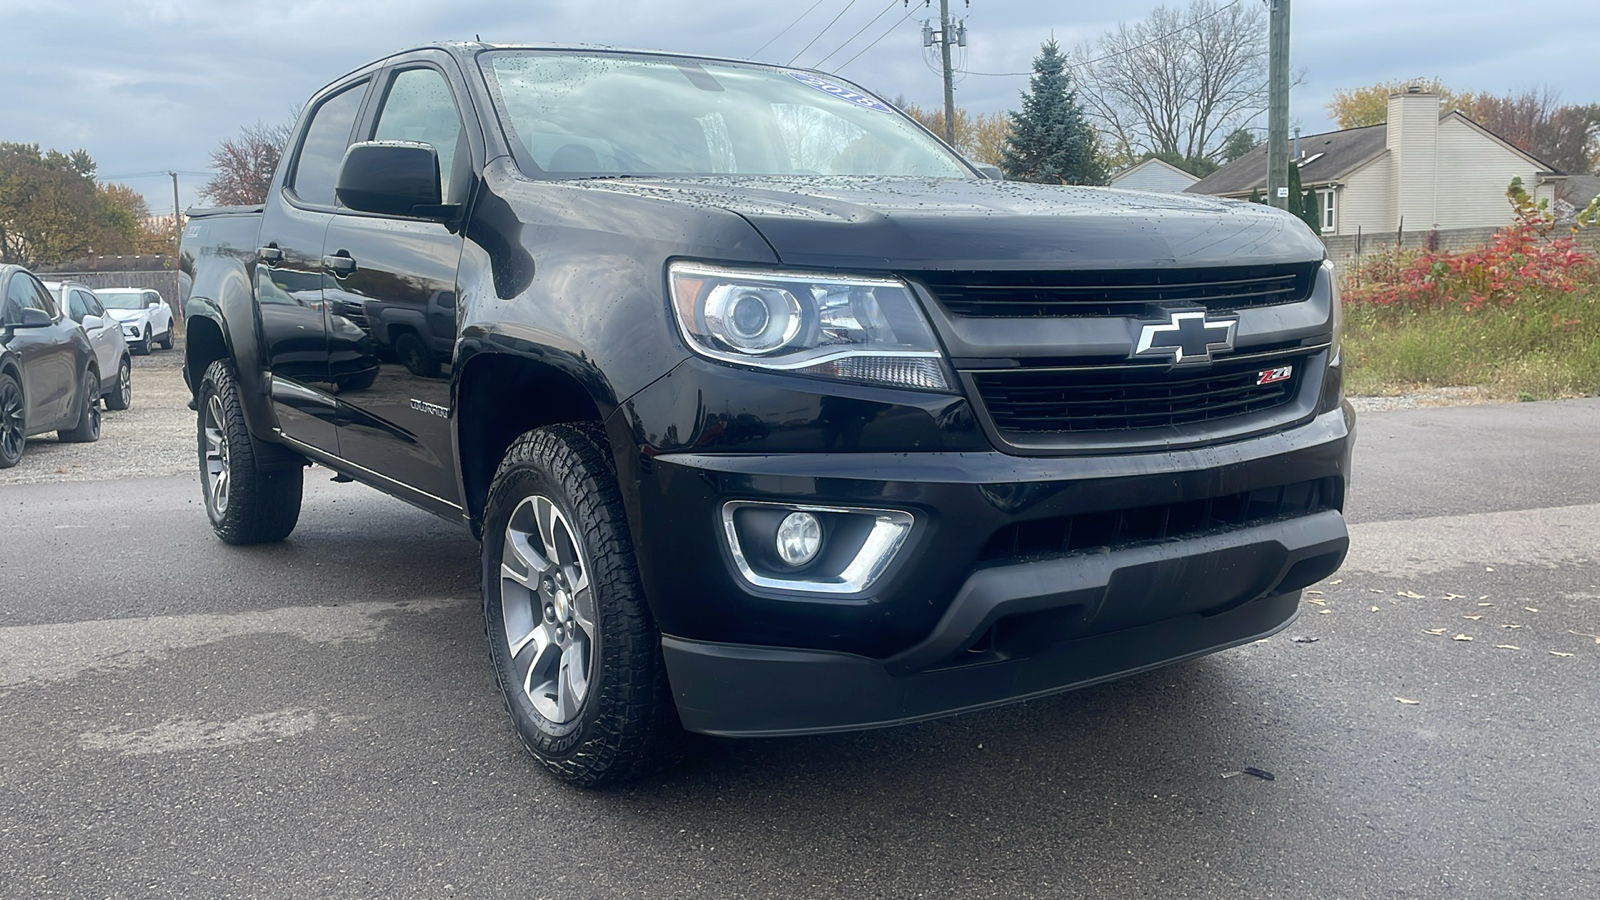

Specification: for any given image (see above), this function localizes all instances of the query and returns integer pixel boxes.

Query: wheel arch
[454,350,612,535]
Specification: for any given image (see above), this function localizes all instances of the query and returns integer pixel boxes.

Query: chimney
[1388,89,1440,229]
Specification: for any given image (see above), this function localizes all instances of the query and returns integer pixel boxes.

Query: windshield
[480,51,971,179]
[98,290,146,310]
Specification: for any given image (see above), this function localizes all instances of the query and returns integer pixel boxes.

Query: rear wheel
[482,422,682,786]
[0,373,24,468]
[105,356,132,411]
[198,359,303,544]
[57,370,101,443]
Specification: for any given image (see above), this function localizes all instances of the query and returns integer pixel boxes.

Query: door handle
[258,246,283,266]
[322,254,356,277]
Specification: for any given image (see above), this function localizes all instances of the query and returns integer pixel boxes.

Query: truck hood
[567,176,1325,271]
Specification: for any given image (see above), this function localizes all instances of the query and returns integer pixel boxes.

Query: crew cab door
[323,58,474,506]
[258,77,374,454]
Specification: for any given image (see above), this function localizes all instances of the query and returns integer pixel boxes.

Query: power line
[751,0,828,57]
[835,2,926,71]
[812,0,902,69]
[788,0,864,66]
[101,170,212,180]
[956,0,1244,77]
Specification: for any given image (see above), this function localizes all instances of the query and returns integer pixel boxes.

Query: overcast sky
[2,0,1596,214]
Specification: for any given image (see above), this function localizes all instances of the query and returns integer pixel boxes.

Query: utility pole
[923,1,964,146]
[938,0,956,145]
[169,171,183,317]
[1265,0,1290,210]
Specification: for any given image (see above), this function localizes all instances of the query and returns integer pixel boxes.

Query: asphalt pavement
[2,399,1598,899]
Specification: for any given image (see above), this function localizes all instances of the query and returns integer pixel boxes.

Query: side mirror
[336,141,454,219]
[146,299,159,308]
[975,164,1004,181]
[13,308,52,328]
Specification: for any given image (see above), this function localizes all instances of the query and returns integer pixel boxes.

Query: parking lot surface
[2,368,1598,898]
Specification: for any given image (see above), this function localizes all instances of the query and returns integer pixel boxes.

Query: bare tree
[199,120,295,206]
[1072,0,1267,166]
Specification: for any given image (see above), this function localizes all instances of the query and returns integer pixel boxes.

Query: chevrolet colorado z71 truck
[181,43,1353,786]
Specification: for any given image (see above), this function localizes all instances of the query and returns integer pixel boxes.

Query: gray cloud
[0,0,1594,212]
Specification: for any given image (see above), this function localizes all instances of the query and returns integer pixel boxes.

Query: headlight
[668,262,950,391]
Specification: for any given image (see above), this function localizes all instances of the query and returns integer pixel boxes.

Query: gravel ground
[0,340,1508,486]
[0,339,195,487]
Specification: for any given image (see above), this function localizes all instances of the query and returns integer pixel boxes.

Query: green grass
[1343,286,1600,400]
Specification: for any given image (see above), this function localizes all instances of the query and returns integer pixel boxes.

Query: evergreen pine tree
[1000,40,1106,185]
[1285,161,1322,233]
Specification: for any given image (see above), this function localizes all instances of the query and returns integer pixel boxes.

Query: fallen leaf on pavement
[1525,607,1540,613]
[1453,634,1474,642]
[1329,579,1343,585]
[1501,624,1524,629]
[1462,615,1484,621]
[1442,593,1464,600]
[1479,595,1490,601]
[1550,651,1575,658]
[1318,609,1331,615]
[1398,591,1425,599]
[1369,589,1385,594]
[1306,597,1326,606]
[1477,602,1493,607]
[1567,630,1600,644]
[1423,628,1448,635]
[1485,567,1495,572]
[1495,644,1521,650]
[1305,589,1324,595]
[1290,635,1319,644]
[1395,697,1420,705]
[1370,606,1381,612]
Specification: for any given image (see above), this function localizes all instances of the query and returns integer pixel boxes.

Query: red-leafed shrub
[1344,178,1597,310]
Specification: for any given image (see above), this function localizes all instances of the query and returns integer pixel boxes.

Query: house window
[1319,189,1337,233]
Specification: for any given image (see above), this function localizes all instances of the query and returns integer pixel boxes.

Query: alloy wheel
[0,378,23,462]
[203,394,230,514]
[499,494,597,724]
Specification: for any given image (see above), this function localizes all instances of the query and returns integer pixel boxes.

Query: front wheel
[133,326,151,356]
[198,359,303,544]
[57,370,101,443]
[482,423,682,787]
[158,324,174,350]
[105,356,132,411]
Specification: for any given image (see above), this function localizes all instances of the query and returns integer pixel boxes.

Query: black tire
[394,330,438,378]
[158,325,174,350]
[198,359,304,544]
[133,326,151,356]
[0,372,24,469]
[105,356,132,411]
[57,370,102,443]
[482,422,682,787]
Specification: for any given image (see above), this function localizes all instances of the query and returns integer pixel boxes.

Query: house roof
[1187,124,1388,196]
[1561,175,1600,207]
[1109,157,1200,185]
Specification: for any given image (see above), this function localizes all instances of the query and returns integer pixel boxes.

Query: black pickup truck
[181,42,1353,786]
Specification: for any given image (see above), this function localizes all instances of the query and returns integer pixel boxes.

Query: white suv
[95,288,174,355]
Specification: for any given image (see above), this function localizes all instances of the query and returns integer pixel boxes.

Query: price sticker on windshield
[788,72,893,113]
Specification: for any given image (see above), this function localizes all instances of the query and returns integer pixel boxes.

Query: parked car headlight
[668,262,951,391]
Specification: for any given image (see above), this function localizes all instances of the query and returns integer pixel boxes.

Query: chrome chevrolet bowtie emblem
[1132,310,1238,364]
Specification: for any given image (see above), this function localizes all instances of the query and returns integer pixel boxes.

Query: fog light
[775,512,822,567]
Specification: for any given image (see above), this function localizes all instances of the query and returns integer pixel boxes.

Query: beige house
[1109,157,1200,193]
[1187,89,1565,236]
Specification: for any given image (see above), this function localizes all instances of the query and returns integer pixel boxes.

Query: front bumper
[625,402,1354,736]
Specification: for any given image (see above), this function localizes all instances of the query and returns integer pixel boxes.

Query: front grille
[972,352,1306,435]
[914,263,1318,318]
[977,478,1335,564]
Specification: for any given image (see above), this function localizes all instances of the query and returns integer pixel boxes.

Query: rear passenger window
[290,81,369,207]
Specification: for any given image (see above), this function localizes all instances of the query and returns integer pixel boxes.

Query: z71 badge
[1257,365,1294,386]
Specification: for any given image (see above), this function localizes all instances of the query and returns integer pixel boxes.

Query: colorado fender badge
[1257,365,1294,386]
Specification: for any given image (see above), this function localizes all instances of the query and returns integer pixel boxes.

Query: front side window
[290,81,369,206]
[67,290,91,322]
[373,68,465,202]
[7,274,56,317]
[480,52,970,179]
